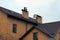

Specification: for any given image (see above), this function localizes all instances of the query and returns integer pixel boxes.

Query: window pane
[13,24,17,33]
[33,32,38,40]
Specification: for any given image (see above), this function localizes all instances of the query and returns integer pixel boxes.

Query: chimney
[36,15,42,23]
[34,14,42,23]
[22,7,29,19]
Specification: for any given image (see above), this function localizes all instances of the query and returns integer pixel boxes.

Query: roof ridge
[43,21,60,24]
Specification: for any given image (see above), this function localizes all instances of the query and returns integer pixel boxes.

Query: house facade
[0,7,60,40]
[0,7,42,40]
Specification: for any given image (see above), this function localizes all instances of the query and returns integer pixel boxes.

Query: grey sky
[0,0,60,23]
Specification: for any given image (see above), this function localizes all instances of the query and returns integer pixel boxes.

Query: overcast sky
[0,0,60,23]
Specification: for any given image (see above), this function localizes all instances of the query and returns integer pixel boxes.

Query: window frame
[33,32,38,40]
[13,24,17,33]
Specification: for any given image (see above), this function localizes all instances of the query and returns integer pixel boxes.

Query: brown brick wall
[23,29,49,40]
[7,16,33,40]
[0,11,7,34]
[0,11,33,40]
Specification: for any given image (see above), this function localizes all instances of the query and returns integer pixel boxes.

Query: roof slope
[0,7,38,25]
[20,21,60,40]
[42,21,60,37]
[20,25,52,40]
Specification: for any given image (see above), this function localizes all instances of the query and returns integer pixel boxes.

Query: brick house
[0,7,60,40]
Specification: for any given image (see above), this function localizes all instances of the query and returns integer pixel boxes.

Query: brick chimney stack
[34,14,42,23]
[36,15,42,23]
[22,7,29,19]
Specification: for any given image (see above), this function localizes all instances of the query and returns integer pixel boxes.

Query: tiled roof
[0,7,38,25]
[42,21,60,37]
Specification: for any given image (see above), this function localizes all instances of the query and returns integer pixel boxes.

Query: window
[33,32,38,40]
[49,38,54,40]
[13,24,17,33]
